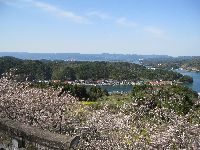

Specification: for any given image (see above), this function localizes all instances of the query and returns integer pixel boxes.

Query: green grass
[81,101,97,106]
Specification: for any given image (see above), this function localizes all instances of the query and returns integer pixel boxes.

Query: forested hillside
[142,56,200,71]
[0,56,185,82]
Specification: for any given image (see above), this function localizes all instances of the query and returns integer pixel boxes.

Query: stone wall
[0,118,80,150]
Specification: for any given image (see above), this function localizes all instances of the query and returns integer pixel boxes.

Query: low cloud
[86,11,110,20]
[86,11,138,28]
[116,17,138,28]
[0,0,90,24]
[144,26,166,38]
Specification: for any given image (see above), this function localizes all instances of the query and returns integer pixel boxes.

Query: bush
[132,84,198,115]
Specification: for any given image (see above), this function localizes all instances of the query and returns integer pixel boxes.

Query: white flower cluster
[0,78,200,149]
[0,78,77,132]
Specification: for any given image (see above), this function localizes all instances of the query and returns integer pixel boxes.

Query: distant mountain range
[0,52,174,62]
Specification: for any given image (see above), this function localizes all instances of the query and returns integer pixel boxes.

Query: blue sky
[0,0,200,56]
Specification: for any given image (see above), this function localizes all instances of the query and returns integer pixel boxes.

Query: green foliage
[0,57,52,81]
[178,75,193,83]
[26,143,37,150]
[62,85,109,101]
[52,66,76,81]
[49,83,108,101]
[143,56,200,72]
[88,86,109,101]
[189,104,200,124]
[140,69,182,81]
[0,56,22,75]
[132,84,153,96]
[0,57,184,82]
[60,84,89,100]
[132,84,198,115]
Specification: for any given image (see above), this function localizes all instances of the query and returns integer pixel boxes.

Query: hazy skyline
[0,0,200,56]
